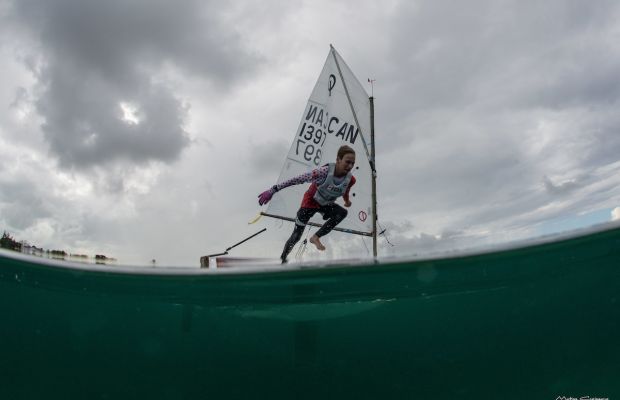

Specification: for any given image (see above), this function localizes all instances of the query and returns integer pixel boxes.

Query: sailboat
[2,45,620,398]
[201,45,379,267]
[262,45,379,257]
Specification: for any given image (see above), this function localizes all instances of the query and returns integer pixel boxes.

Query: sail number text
[294,104,361,166]
[296,122,326,165]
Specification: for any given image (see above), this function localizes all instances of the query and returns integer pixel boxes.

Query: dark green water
[1,226,619,399]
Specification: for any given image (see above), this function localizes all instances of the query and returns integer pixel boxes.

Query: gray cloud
[543,175,582,196]
[249,139,290,176]
[378,0,620,135]
[0,180,51,229]
[366,0,620,242]
[389,0,618,109]
[7,0,261,170]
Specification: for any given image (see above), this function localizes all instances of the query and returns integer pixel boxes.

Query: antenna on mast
[368,78,376,97]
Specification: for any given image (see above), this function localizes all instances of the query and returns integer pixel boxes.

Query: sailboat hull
[1,224,620,399]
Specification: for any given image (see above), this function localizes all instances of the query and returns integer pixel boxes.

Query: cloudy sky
[1,0,620,266]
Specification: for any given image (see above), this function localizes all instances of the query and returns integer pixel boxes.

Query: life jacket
[313,163,352,206]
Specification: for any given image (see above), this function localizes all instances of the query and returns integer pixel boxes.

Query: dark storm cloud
[8,0,260,169]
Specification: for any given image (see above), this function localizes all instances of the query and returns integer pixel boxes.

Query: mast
[370,96,377,258]
[331,45,378,257]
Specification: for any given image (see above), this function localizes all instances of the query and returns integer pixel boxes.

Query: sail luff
[331,46,378,257]
[330,46,372,164]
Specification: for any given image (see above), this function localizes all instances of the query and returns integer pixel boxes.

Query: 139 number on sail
[296,123,326,165]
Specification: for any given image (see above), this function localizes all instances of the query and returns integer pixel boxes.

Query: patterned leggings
[280,204,348,262]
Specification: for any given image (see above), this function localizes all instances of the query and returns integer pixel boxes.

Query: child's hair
[337,145,356,159]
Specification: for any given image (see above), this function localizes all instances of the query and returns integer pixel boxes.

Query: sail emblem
[328,74,336,96]
[358,211,368,222]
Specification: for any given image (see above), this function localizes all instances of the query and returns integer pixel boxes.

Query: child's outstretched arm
[257,166,328,206]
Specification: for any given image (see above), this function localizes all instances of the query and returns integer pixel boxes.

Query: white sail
[264,46,374,236]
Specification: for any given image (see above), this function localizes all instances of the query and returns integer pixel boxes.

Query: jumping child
[258,145,356,263]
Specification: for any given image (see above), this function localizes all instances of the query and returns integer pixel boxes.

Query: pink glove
[258,186,278,206]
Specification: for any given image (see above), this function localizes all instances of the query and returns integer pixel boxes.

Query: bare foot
[309,235,326,251]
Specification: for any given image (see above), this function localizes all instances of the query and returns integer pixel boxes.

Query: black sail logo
[328,74,336,96]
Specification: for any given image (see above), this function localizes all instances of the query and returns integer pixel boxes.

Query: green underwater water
[1,227,619,399]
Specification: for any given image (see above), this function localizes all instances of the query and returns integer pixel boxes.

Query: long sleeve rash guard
[275,165,356,208]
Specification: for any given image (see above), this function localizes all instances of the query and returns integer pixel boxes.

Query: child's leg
[315,204,347,237]
[280,208,316,262]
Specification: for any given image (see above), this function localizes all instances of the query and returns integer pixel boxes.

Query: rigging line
[330,46,373,169]
[296,227,312,260]
[295,240,306,260]
[361,235,370,255]
[377,221,395,247]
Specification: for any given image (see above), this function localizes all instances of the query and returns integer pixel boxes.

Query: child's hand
[258,187,276,205]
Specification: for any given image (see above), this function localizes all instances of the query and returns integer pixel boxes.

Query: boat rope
[295,240,307,260]
[295,227,312,260]
[361,235,370,255]
[377,221,395,247]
